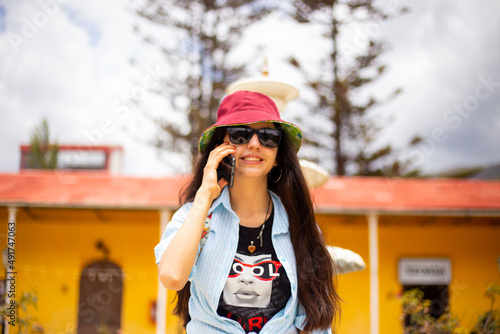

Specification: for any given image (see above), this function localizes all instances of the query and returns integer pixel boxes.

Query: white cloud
[0,0,172,176]
[369,0,500,173]
[0,0,498,177]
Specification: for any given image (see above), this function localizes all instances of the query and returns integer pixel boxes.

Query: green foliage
[289,0,421,176]
[402,282,500,334]
[96,324,112,334]
[27,118,59,169]
[0,289,41,333]
[471,281,500,334]
[134,0,275,168]
[401,288,460,334]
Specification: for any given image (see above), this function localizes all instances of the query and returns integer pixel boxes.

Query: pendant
[248,241,256,253]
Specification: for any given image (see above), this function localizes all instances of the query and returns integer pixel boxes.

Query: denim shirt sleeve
[154,202,199,281]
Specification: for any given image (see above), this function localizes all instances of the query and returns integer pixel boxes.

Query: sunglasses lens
[258,129,281,148]
[228,127,282,148]
[228,128,252,144]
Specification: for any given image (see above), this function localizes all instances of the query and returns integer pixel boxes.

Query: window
[403,284,449,323]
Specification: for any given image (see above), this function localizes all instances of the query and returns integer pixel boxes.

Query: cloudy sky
[0,0,499,177]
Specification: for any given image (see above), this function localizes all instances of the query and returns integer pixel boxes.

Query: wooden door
[77,261,123,333]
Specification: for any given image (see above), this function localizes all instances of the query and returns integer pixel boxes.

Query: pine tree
[134,0,274,168]
[288,0,420,176]
[27,119,58,169]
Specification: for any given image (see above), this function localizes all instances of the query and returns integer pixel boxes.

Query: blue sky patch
[64,6,101,47]
[0,6,6,33]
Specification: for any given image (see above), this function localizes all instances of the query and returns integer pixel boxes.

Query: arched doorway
[77,261,123,333]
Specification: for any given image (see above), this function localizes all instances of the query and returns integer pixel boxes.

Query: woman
[155,90,340,333]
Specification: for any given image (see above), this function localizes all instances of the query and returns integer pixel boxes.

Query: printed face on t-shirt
[223,253,281,308]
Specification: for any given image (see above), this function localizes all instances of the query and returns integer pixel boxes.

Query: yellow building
[312,177,500,333]
[1,171,499,333]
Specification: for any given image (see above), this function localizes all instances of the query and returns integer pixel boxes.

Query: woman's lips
[241,155,263,164]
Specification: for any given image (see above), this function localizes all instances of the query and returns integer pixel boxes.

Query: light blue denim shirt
[154,186,332,334]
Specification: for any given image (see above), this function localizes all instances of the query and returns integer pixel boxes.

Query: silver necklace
[240,196,271,254]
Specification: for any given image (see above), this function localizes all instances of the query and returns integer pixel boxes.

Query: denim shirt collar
[209,186,289,235]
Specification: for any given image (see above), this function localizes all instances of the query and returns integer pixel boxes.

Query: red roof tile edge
[0,173,499,213]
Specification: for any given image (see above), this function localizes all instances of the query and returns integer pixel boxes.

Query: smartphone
[217,155,235,188]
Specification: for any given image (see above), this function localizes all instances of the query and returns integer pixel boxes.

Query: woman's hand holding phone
[160,142,235,290]
[198,142,235,203]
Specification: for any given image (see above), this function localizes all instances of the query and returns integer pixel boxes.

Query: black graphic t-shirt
[217,210,291,333]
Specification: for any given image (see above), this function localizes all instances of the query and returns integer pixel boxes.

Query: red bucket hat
[199,90,303,153]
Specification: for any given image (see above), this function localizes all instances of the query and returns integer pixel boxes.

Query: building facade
[1,172,499,333]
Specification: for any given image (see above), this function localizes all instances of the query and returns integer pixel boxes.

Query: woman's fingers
[200,142,235,200]
[206,142,235,169]
[217,176,229,190]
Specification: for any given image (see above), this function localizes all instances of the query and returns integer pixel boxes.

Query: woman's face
[223,122,279,181]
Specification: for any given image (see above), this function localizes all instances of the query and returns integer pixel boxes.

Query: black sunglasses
[227,127,282,148]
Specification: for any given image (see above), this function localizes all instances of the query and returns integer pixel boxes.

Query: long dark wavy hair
[174,124,341,331]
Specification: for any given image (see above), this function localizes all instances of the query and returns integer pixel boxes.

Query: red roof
[19,144,123,152]
[311,177,500,215]
[0,172,499,214]
[0,171,184,209]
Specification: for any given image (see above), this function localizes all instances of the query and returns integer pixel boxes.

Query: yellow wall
[319,214,500,333]
[2,207,162,333]
[318,214,370,334]
[2,207,499,334]
[378,216,500,332]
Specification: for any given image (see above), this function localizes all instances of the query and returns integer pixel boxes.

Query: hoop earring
[269,166,282,183]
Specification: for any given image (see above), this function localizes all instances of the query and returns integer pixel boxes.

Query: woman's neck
[229,178,271,227]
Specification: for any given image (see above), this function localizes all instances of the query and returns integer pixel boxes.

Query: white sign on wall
[398,258,452,285]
